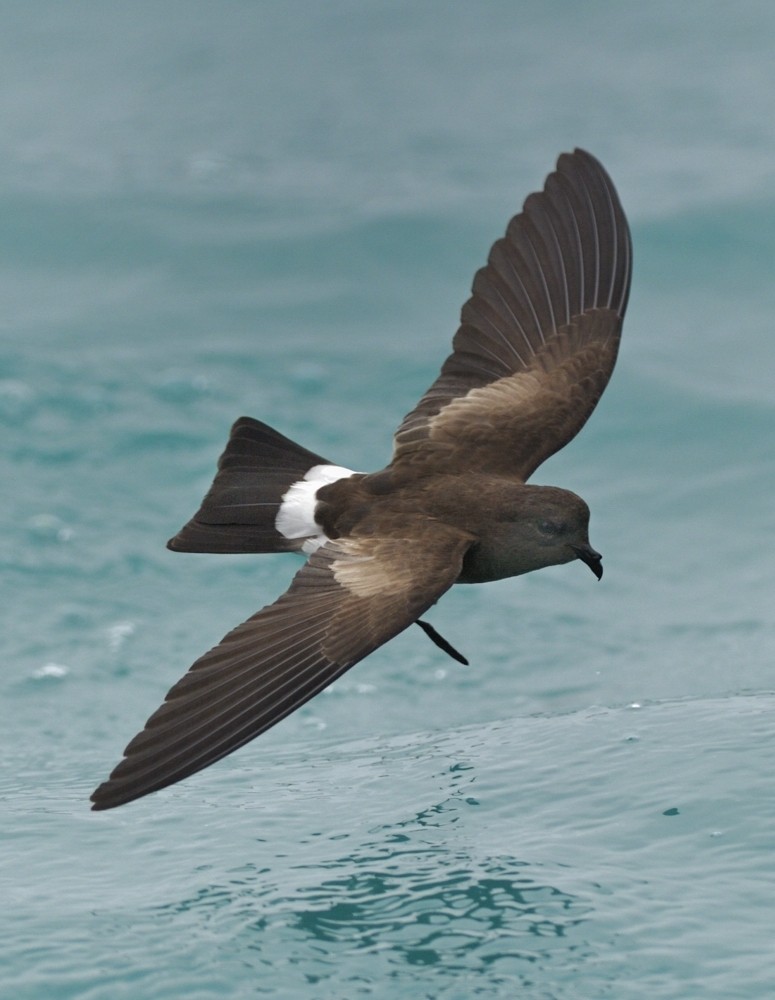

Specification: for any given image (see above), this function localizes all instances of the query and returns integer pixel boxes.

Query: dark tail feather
[168,417,332,554]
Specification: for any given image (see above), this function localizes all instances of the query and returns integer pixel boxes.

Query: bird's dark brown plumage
[91,148,632,810]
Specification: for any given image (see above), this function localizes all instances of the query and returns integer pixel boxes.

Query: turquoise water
[3,2,775,997]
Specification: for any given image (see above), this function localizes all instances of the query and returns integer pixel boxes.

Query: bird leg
[416,619,469,666]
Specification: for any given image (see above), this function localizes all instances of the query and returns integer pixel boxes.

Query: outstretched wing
[91,525,473,810]
[392,149,632,481]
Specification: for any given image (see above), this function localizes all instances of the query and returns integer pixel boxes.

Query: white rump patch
[275,464,356,554]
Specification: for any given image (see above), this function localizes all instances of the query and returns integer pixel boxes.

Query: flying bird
[91,148,632,810]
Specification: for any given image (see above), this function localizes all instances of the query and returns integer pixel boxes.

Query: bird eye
[538,519,563,535]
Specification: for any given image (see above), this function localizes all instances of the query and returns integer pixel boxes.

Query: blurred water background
[2,2,775,997]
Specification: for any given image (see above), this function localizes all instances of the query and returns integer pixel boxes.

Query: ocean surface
[2,2,775,997]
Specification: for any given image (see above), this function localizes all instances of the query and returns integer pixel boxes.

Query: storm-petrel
[91,148,631,810]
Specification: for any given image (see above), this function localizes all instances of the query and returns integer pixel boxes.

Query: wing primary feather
[462,297,532,366]
[580,165,601,309]
[498,240,544,354]
[470,262,539,361]
[101,652,351,803]
[491,273,543,352]
[525,189,571,327]
[185,604,335,674]
[142,611,337,713]
[580,154,612,311]
[556,156,594,312]
[617,194,634,317]
[471,331,529,370]
[521,219,558,339]
[122,649,336,781]
[601,167,619,311]
[549,171,584,317]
